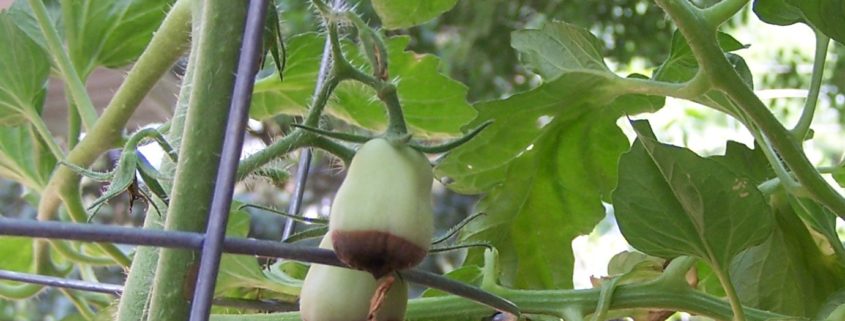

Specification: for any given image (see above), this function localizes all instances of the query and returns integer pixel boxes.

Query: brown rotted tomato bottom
[331,230,426,278]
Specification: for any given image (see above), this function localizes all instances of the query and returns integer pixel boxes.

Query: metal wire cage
[0,1,518,321]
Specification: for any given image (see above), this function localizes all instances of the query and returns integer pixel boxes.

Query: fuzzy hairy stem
[144,1,247,320]
[792,30,830,140]
[236,130,309,180]
[210,280,786,321]
[116,5,196,317]
[714,266,747,321]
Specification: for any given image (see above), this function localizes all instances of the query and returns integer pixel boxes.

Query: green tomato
[299,234,407,321]
[329,138,434,278]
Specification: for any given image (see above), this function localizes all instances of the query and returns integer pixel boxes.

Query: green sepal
[411,120,493,154]
[59,160,112,182]
[430,242,493,253]
[291,124,373,143]
[283,226,328,243]
[347,12,389,80]
[238,203,328,225]
[136,152,171,205]
[263,0,285,84]
[431,212,485,245]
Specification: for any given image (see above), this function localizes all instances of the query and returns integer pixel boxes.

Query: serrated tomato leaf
[251,34,475,138]
[710,141,773,185]
[511,21,610,80]
[437,27,663,194]
[730,194,845,317]
[436,73,662,288]
[612,120,773,270]
[0,12,49,126]
[372,0,457,30]
[437,22,663,289]
[437,73,662,289]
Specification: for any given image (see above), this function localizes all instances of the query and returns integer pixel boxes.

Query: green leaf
[511,21,610,80]
[271,260,308,281]
[250,34,321,120]
[216,205,299,300]
[0,126,57,191]
[716,142,844,265]
[612,120,773,270]
[0,236,34,287]
[437,73,661,289]
[753,0,804,25]
[696,260,727,297]
[7,0,61,52]
[753,0,845,44]
[710,141,773,185]
[251,34,475,138]
[436,22,665,289]
[0,12,49,126]
[62,0,173,76]
[372,0,457,29]
[730,194,845,318]
[786,196,845,264]
[437,73,661,194]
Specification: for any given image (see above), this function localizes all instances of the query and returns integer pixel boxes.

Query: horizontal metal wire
[0,269,122,295]
[0,218,204,248]
[0,218,520,315]
[0,218,334,263]
[0,269,297,312]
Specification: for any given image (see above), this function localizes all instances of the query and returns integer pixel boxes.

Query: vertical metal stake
[282,149,311,239]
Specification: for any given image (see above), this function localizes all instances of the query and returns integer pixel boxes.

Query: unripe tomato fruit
[299,234,407,321]
[329,138,434,277]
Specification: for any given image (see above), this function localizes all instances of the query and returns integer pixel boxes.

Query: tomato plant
[1,0,845,320]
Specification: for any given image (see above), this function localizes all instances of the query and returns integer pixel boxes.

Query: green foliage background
[1,0,845,320]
